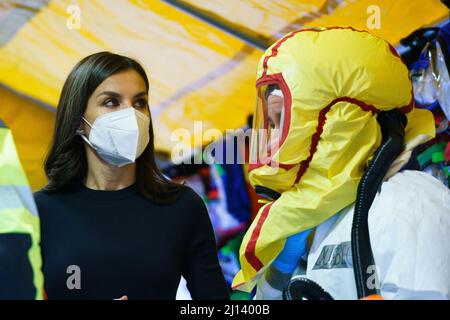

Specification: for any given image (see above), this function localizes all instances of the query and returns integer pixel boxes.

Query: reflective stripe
[0,208,43,300]
[0,125,43,299]
[0,127,29,186]
[0,185,38,216]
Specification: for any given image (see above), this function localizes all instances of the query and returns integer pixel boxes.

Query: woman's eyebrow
[96,91,122,98]
[133,92,148,99]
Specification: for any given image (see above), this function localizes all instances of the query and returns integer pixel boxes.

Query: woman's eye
[103,97,119,107]
[134,99,148,109]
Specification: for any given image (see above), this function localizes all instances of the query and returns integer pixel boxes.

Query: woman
[34,52,229,300]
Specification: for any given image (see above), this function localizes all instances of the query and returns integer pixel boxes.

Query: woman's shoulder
[33,188,53,204]
[162,185,209,226]
[33,183,79,207]
[33,188,62,211]
[173,185,207,210]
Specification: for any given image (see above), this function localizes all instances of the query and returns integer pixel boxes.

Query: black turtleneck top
[34,183,229,300]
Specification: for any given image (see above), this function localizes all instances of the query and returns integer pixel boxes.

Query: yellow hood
[233,27,435,291]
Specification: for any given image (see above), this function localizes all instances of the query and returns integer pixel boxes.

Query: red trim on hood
[248,161,296,171]
[231,282,245,290]
[294,104,331,184]
[399,94,415,113]
[294,97,380,184]
[258,74,292,154]
[249,73,292,173]
[245,202,274,272]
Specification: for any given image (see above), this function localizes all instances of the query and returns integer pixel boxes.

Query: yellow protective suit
[232,27,435,291]
[0,120,43,299]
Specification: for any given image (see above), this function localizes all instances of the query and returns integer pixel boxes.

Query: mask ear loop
[76,117,97,150]
[134,107,151,121]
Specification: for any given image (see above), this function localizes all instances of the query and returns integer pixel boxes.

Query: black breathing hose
[282,110,406,300]
[283,277,334,300]
[351,110,407,299]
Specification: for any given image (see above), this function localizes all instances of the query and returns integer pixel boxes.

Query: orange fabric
[360,294,384,300]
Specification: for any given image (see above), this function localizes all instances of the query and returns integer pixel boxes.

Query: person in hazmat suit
[232,27,450,300]
[0,120,44,299]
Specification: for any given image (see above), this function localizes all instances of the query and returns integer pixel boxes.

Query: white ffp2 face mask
[78,108,150,167]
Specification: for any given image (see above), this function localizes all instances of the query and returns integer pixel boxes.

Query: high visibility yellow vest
[0,120,43,299]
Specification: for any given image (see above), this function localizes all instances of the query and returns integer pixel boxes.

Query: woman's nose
[117,104,134,110]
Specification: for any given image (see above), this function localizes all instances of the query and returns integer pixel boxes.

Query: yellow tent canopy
[0,0,448,190]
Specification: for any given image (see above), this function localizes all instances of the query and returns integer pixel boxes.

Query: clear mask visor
[250,84,286,165]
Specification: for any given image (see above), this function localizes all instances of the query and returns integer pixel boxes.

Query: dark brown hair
[44,51,184,203]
